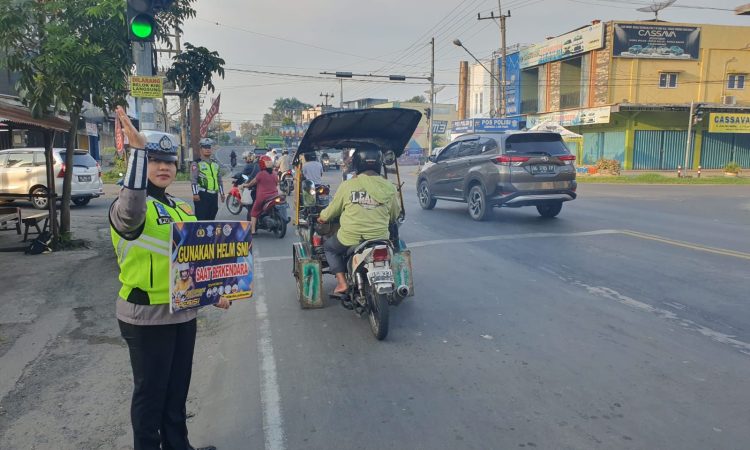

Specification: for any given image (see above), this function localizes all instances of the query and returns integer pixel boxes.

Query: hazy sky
[175,0,749,128]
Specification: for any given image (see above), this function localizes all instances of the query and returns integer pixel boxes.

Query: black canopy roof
[294,108,422,163]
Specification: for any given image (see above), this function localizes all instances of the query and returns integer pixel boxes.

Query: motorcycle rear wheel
[367,283,390,340]
[273,212,287,239]
[226,195,243,215]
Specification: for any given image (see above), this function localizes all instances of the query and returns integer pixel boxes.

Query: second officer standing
[191,138,225,220]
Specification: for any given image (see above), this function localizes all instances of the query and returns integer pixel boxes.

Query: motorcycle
[291,108,419,341]
[226,173,250,216]
[299,180,330,223]
[255,194,289,239]
[279,169,294,195]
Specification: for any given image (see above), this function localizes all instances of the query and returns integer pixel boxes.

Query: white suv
[0,148,104,209]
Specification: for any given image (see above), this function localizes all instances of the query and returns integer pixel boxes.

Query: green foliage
[723,161,741,174]
[594,158,621,176]
[166,43,225,99]
[577,173,750,185]
[405,95,427,103]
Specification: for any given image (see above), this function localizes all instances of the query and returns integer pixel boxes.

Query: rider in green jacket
[318,147,401,295]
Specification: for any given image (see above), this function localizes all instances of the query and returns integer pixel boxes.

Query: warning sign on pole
[130,76,164,98]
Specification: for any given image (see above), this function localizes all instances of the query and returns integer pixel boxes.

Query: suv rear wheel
[467,185,491,221]
[537,202,563,218]
[72,197,91,206]
[417,180,436,210]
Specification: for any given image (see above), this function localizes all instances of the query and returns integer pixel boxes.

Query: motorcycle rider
[229,149,237,168]
[318,147,401,296]
[276,149,291,173]
[244,155,279,234]
[191,138,225,220]
[240,151,260,203]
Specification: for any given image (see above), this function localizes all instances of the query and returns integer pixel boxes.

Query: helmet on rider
[242,151,253,161]
[351,147,383,175]
[305,152,317,162]
[258,155,273,170]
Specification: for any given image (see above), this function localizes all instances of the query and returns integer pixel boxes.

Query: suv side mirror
[428,155,436,163]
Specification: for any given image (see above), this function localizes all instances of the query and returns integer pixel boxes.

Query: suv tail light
[493,155,530,166]
[559,155,576,165]
[57,163,66,178]
[371,246,389,262]
[96,161,102,178]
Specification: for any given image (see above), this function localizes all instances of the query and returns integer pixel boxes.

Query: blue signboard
[452,117,523,134]
[503,52,521,117]
[170,221,254,312]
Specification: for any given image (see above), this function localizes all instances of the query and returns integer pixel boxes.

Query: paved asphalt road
[4,147,749,449]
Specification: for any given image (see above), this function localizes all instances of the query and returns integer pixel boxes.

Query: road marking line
[254,250,286,450]
[621,230,750,260]
[572,280,750,357]
[407,229,621,248]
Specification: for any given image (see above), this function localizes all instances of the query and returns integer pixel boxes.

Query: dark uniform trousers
[119,319,197,450]
[195,191,219,220]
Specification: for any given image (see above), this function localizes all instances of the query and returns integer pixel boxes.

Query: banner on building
[520,22,604,69]
[199,94,222,138]
[130,76,164,98]
[526,106,611,128]
[708,113,750,133]
[613,23,701,60]
[85,122,98,137]
[170,220,254,312]
[115,117,124,154]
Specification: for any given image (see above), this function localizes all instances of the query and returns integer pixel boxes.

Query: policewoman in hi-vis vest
[191,138,224,220]
[111,107,227,450]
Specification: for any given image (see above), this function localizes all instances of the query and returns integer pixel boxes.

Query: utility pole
[175,27,188,170]
[478,2,510,117]
[489,51,496,117]
[684,101,696,176]
[428,37,435,159]
[339,79,344,108]
[320,92,334,107]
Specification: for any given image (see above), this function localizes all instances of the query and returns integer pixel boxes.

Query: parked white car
[0,147,104,209]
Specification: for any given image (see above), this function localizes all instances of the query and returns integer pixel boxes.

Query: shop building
[509,20,750,169]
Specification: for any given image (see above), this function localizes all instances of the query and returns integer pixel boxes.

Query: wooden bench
[0,207,22,235]
[22,212,50,242]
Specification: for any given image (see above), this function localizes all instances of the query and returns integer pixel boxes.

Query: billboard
[503,52,521,116]
[708,113,750,133]
[613,23,701,60]
[520,22,604,68]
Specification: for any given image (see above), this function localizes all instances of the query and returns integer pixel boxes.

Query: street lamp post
[453,39,504,115]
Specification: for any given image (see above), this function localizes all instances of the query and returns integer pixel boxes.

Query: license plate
[78,175,92,182]
[368,269,393,283]
[530,165,555,174]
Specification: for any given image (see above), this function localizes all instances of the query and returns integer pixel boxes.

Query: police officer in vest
[191,138,224,220]
[111,107,228,450]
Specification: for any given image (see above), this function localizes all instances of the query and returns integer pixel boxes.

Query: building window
[659,73,678,88]
[728,74,746,90]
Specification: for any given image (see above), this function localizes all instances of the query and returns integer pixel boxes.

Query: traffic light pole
[428,37,435,160]
[133,42,157,131]
[683,101,695,176]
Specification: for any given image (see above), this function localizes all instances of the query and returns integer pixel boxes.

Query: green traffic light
[130,15,154,39]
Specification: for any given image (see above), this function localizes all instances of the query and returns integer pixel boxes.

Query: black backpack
[25,231,52,255]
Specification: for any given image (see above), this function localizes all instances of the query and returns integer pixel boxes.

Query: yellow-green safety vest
[197,160,219,191]
[111,197,196,305]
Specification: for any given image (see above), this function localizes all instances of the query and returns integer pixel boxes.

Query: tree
[0,0,198,239]
[166,43,225,160]
[405,95,427,103]
[0,0,131,236]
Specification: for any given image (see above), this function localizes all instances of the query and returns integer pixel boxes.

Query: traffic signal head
[127,0,156,42]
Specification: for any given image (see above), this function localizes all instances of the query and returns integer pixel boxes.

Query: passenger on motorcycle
[244,155,279,234]
[241,151,260,203]
[301,152,324,185]
[318,147,401,295]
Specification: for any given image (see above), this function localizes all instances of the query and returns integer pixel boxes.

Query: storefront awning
[0,98,70,131]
